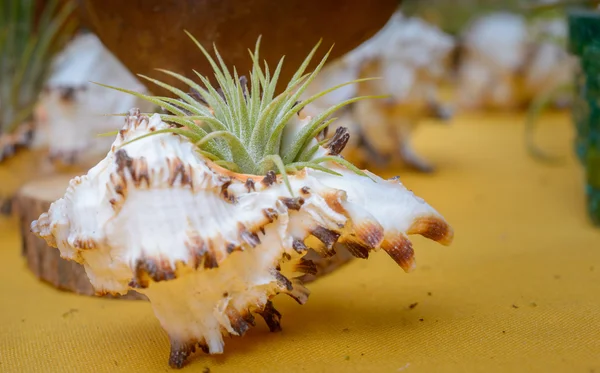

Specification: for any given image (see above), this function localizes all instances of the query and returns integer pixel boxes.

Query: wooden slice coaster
[15,174,145,300]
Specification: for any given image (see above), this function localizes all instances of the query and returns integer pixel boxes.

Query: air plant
[31,33,454,369]
[0,0,77,161]
[94,33,386,184]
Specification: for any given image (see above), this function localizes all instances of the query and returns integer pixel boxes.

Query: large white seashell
[31,109,453,368]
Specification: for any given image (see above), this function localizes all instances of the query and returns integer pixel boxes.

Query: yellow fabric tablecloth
[1,112,599,373]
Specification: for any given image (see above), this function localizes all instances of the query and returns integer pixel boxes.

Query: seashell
[36,32,154,167]
[303,11,456,172]
[457,12,577,111]
[31,108,453,368]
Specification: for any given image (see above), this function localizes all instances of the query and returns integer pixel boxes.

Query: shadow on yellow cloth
[0,111,599,372]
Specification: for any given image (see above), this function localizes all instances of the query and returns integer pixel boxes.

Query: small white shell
[457,12,576,110]
[31,108,453,368]
[37,33,154,166]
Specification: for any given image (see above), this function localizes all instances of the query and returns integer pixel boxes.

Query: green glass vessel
[567,8,600,225]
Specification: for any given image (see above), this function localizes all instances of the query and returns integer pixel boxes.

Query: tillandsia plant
[0,0,78,161]
[94,33,385,185]
[31,32,454,369]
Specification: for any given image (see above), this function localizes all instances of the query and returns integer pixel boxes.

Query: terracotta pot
[78,0,399,96]
[34,0,81,33]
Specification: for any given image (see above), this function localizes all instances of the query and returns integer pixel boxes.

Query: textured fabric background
[1,112,599,373]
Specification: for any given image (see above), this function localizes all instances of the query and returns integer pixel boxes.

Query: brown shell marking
[225,306,255,336]
[407,216,454,246]
[322,190,346,214]
[262,208,278,223]
[238,223,261,248]
[282,279,310,305]
[109,172,127,199]
[292,238,308,253]
[279,197,305,211]
[185,233,219,269]
[338,219,385,259]
[353,221,384,249]
[169,340,209,369]
[326,127,350,156]
[119,109,148,140]
[300,186,311,195]
[131,158,150,188]
[381,234,416,272]
[256,300,282,332]
[72,237,97,250]
[132,257,176,288]
[166,157,193,188]
[220,180,236,203]
[311,226,340,250]
[271,269,293,291]
[322,190,386,253]
[115,149,151,188]
[244,178,255,192]
[226,243,241,254]
[115,149,133,174]
[127,279,144,289]
[110,150,155,212]
[261,170,277,187]
[343,241,371,259]
[294,258,317,275]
